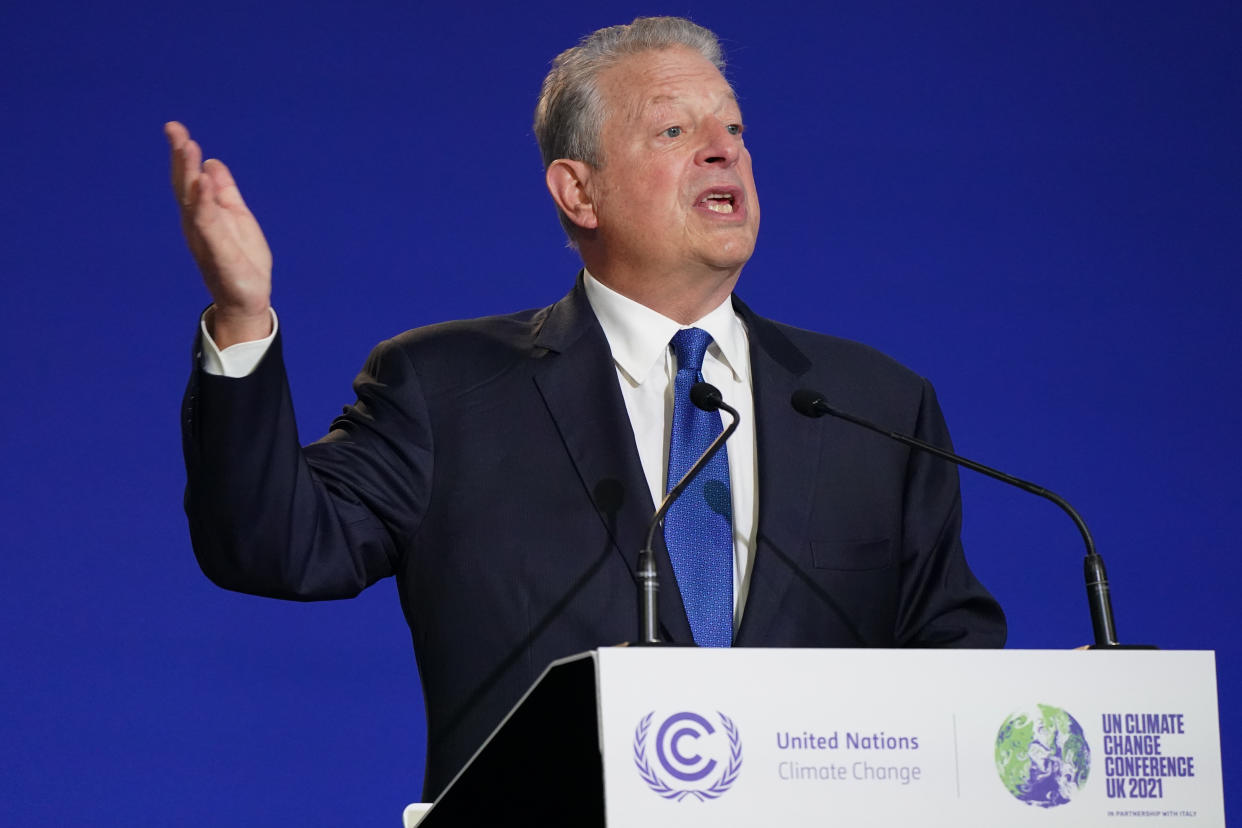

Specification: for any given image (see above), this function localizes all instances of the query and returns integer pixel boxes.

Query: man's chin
[698,235,757,273]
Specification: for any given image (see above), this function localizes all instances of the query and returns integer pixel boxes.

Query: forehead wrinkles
[643,88,741,124]
[600,50,738,128]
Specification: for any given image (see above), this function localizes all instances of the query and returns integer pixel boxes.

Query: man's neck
[583,260,741,325]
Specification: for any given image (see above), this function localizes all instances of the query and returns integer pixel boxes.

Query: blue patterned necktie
[664,327,733,647]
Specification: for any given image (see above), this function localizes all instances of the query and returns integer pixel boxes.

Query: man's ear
[546,159,599,231]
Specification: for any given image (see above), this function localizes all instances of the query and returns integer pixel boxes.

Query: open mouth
[701,192,736,214]
[697,188,741,215]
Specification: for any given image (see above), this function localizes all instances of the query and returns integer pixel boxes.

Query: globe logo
[995,704,1091,807]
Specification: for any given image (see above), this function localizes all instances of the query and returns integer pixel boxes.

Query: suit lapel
[732,299,822,646]
[530,275,694,644]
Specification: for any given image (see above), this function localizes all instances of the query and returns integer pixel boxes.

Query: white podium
[412,648,1223,826]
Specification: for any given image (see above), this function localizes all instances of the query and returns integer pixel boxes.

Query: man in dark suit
[169,17,1004,800]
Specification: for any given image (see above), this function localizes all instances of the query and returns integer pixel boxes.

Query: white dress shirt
[200,275,759,628]
[581,273,757,629]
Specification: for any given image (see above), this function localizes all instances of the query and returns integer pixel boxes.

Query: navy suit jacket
[182,274,1004,798]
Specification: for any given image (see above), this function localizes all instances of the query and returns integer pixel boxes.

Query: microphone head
[690,382,724,412]
[791,389,828,418]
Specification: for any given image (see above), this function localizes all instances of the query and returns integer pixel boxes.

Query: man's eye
[726,123,744,135]
[663,126,683,138]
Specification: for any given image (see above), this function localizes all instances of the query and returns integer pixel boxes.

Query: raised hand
[166,121,274,347]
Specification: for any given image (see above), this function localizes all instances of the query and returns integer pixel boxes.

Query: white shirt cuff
[199,308,279,378]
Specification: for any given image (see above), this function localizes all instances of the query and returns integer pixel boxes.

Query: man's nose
[695,120,740,167]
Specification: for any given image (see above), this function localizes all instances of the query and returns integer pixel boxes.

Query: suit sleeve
[181,328,433,600]
[893,378,1007,647]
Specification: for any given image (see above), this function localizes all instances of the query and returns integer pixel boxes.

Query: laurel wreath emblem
[633,711,743,801]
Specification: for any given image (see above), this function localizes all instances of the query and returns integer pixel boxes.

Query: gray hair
[533,16,727,243]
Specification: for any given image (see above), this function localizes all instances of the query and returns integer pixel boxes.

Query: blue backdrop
[2,1,1238,825]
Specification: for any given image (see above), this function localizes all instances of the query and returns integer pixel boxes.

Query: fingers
[166,121,202,208]
[189,164,222,232]
[163,120,188,146]
[166,121,249,214]
[201,158,249,211]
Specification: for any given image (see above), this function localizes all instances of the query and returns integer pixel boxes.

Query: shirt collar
[583,269,746,386]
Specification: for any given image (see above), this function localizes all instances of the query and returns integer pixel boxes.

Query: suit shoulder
[388,305,549,353]
[765,319,927,389]
[364,305,552,395]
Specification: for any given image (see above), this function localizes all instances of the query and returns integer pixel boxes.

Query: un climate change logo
[633,711,742,801]
[995,704,1091,808]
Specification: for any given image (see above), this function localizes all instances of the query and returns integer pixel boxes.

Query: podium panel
[417,649,1222,826]
[596,649,1222,827]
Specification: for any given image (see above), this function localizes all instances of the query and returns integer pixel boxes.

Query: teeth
[706,202,734,214]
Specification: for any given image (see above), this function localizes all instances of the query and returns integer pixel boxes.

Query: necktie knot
[671,327,712,374]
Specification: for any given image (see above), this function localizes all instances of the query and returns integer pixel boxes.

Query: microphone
[791,388,1144,649]
[637,382,739,645]
[690,382,726,412]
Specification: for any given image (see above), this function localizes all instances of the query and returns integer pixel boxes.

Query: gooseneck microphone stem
[637,382,739,646]
[790,389,1122,648]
